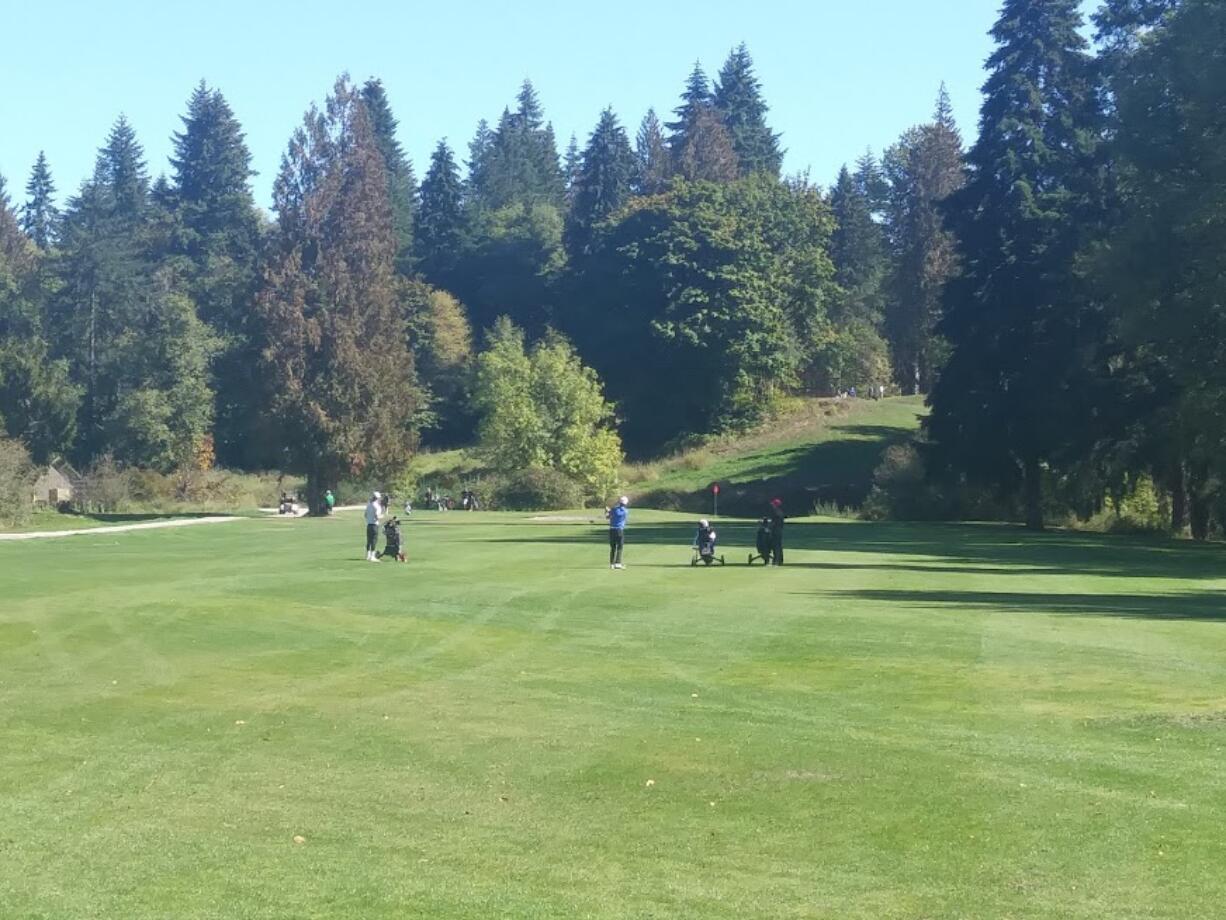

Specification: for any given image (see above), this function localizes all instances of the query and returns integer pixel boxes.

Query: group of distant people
[604,496,786,570]
[421,487,481,512]
[838,384,887,400]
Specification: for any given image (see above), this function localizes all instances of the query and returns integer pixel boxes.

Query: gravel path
[0,516,243,542]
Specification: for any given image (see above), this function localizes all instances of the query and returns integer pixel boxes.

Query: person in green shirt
[324,489,335,515]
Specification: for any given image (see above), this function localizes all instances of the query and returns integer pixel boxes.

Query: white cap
[699,519,709,528]
[619,496,629,505]
[372,491,381,500]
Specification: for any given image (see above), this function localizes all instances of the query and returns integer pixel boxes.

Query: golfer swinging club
[606,495,629,569]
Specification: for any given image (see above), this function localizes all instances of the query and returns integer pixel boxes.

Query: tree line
[1,0,1223,533]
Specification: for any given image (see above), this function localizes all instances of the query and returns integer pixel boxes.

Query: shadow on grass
[484,519,1226,582]
[814,588,1226,623]
[635,415,922,515]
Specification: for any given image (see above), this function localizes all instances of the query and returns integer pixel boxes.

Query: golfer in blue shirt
[606,496,629,569]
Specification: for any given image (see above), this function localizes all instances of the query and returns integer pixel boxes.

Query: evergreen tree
[829,164,888,325]
[258,77,421,511]
[713,43,783,176]
[927,0,1105,529]
[666,62,713,145]
[883,86,965,394]
[633,109,670,195]
[853,150,889,215]
[416,140,466,286]
[98,115,149,218]
[361,78,417,273]
[466,118,494,204]
[475,81,566,209]
[563,133,581,203]
[674,106,739,183]
[564,108,636,257]
[21,152,57,250]
[166,81,263,466]
[1093,0,1226,538]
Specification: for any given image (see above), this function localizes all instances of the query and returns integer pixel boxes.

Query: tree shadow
[812,587,1226,623]
[486,519,1226,582]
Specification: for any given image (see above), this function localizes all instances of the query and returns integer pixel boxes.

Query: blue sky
[1,1,1094,211]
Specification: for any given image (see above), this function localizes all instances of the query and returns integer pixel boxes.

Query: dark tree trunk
[1169,462,1187,534]
[1023,455,1044,531]
[1186,463,1206,544]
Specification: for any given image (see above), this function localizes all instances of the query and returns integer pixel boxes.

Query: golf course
[3,509,1225,918]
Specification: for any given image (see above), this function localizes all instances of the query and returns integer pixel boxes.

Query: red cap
[770,498,783,507]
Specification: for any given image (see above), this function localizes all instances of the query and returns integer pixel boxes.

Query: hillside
[627,396,926,515]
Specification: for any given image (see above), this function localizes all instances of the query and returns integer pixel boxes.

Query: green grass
[2,511,1225,918]
[1,511,194,534]
[626,396,926,514]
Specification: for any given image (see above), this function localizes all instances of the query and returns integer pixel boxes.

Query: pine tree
[667,62,713,156]
[927,0,1105,529]
[674,106,739,183]
[466,118,494,204]
[361,78,417,273]
[258,77,421,511]
[416,140,466,286]
[98,115,149,219]
[883,86,965,394]
[475,81,566,210]
[167,81,263,466]
[713,43,783,176]
[853,150,889,215]
[563,133,581,203]
[829,165,887,325]
[564,108,636,257]
[634,109,670,195]
[21,152,57,249]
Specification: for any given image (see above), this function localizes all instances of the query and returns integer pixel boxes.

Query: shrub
[487,467,584,511]
[0,437,35,526]
[74,456,133,514]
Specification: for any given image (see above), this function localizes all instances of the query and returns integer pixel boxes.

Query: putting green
[2,510,1224,918]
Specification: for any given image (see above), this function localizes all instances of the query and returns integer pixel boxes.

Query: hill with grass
[413,396,926,514]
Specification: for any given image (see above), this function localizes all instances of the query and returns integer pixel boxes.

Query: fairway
[3,512,1225,919]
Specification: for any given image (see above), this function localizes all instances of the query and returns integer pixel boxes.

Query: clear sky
[0,0,1090,211]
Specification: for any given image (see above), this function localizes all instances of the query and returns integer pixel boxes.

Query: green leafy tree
[402,279,475,446]
[21,152,57,250]
[572,177,836,448]
[474,318,622,501]
[564,108,636,257]
[257,77,422,512]
[713,43,783,177]
[361,78,417,274]
[927,0,1105,530]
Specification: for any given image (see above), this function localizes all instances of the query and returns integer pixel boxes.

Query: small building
[32,462,81,508]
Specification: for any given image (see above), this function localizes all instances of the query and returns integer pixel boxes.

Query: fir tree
[258,77,421,511]
[563,133,581,203]
[674,106,739,183]
[666,62,713,156]
[564,108,636,257]
[98,115,149,219]
[927,0,1105,529]
[883,86,965,394]
[361,78,417,273]
[21,152,57,250]
[466,118,494,204]
[713,43,783,176]
[416,139,466,286]
[634,109,670,195]
[167,81,263,466]
[829,164,888,326]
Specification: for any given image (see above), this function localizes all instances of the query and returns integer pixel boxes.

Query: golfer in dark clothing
[769,498,785,565]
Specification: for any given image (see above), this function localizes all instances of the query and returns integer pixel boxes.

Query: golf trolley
[691,545,726,567]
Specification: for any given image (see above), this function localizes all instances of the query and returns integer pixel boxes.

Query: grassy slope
[628,396,926,514]
[2,511,1225,918]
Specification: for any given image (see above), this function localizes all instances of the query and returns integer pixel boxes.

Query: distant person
[403,498,413,516]
[365,492,382,563]
[381,517,406,563]
[324,489,335,515]
[769,498,785,566]
[606,496,629,569]
[380,492,391,515]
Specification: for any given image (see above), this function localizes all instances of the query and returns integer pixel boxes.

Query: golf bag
[748,518,773,565]
[691,526,725,567]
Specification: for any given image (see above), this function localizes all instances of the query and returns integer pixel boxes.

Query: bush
[487,467,584,511]
[0,437,35,526]
[75,456,133,514]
